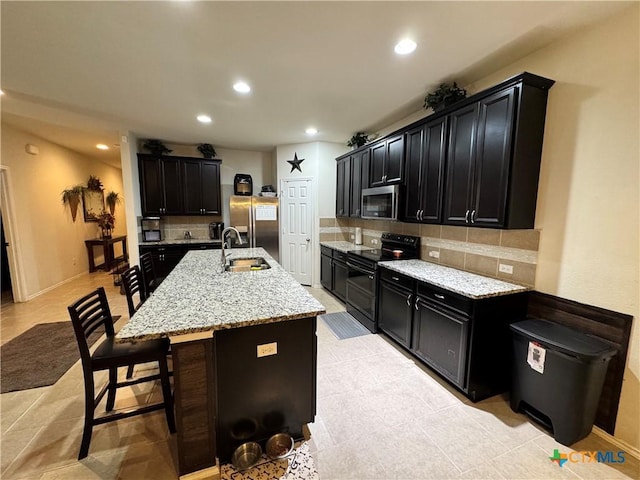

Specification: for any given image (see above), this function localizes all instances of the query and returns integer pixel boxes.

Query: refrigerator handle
[249,200,255,248]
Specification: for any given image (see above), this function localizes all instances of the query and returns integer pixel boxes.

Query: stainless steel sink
[225,257,271,272]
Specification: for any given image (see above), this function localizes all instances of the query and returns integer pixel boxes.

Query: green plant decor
[86,175,103,191]
[143,139,172,156]
[197,143,217,159]
[105,191,121,215]
[424,82,467,112]
[61,185,85,222]
[347,132,369,148]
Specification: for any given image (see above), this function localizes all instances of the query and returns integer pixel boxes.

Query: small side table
[85,235,128,273]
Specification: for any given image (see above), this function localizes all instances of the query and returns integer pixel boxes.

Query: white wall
[1,123,125,299]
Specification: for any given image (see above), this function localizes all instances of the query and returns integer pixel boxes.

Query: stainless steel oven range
[346,233,420,333]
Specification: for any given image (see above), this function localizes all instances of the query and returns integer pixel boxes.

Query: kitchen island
[117,248,325,478]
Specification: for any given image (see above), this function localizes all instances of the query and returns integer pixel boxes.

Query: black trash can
[510,318,617,446]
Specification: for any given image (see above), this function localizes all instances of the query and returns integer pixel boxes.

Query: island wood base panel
[172,339,217,476]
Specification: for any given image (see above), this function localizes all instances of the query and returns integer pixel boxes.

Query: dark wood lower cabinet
[377,266,528,401]
[378,280,413,349]
[320,246,347,301]
[411,298,469,389]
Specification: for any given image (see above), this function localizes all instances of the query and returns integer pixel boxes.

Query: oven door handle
[346,262,375,276]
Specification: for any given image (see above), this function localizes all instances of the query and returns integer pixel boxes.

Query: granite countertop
[140,238,222,246]
[378,259,529,299]
[116,248,326,342]
[321,241,373,253]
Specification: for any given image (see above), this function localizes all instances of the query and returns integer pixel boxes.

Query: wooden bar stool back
[67,287,175,460]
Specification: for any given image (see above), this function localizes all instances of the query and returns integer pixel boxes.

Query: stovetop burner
[347,233,420,264]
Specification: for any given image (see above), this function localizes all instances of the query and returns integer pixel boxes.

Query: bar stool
[140,252,165,297]
[68,287,175,460]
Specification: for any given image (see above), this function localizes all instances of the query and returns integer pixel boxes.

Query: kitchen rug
[319,311,371,340]
[0,317,119,393]
[221,441,318,480]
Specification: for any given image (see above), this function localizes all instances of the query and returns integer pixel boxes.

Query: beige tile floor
[1,273,638,479]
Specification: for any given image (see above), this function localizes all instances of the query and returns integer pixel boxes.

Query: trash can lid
[510,318,618,361]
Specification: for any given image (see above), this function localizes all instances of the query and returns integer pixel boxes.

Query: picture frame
[83,189,104,222]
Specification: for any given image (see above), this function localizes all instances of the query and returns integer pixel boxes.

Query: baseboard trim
[23,271,89,302]
[593,426,640,461]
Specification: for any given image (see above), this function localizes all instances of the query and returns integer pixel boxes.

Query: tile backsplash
[320,218,539,287]
[140,216,222,241]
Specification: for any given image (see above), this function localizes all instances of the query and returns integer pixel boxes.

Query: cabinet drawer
[379,268,414,290]
[333,251,347,263]
[321,245,333,257]
[417,283,473,316]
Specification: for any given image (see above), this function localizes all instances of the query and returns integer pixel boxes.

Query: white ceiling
[1,1,633,166]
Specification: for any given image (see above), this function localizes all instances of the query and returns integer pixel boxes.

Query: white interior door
[280,179,314,285]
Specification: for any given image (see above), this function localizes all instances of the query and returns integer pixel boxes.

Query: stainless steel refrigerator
[229,195,279,262]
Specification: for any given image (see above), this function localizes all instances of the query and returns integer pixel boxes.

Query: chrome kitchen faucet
[221,226,243,271]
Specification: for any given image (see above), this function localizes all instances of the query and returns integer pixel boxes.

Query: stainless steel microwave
[361,185,399,220]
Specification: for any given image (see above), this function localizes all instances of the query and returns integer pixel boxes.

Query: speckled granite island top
[116,248,326,342]
[320,241,373,253]
[378,259,529,299]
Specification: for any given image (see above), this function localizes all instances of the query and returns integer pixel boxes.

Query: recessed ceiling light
[394,38,417,55]
[305,127,318,135]
[96,144,109,150]
[197,114,212,124]
[233,81,251,93]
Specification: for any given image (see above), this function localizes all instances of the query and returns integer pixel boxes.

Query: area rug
[220,441,318,480]
[0,317,119,393]
[319,311,371,340]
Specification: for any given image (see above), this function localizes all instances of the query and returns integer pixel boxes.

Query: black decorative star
[287,153,305,173]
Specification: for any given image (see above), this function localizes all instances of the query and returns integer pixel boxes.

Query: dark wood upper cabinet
[182,159,221,215]
[402,116,447,223]
[443,79,550,229]
[350,149,369,217]
[443,104,479,225]
[370,134,404,186]
[336,149,368,218]
[139,155,183,216]
[138,154,221,216]
[335,157,350,217]
[337,72,554,229]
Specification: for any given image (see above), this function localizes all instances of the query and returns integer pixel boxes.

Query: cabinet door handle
[392,276,400,281]
[406,294,412,306]
[464,209,470,223]
[419,210,424,221]
[434,293,445,300]
[416,210,420,221]
[471,209,476,224]
[415,297,420,310]
[368,275,374,280]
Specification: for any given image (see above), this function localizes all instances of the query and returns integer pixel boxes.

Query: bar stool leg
[106,367,117,412]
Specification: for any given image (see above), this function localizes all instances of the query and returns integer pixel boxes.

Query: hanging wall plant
[424,82,467,112]
[105,191,121,215]
[143,139,172,156]
[61,185,85,222]
[197,143,217,159]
